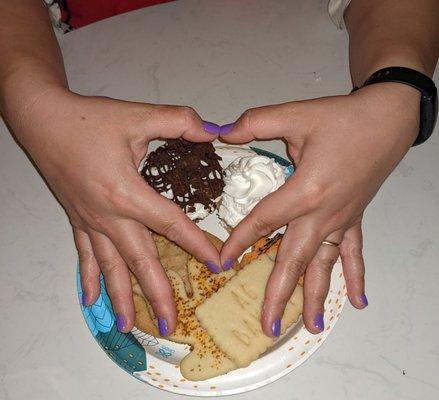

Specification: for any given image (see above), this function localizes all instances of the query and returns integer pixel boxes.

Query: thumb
[143,104,219,142]
[219,101,311,144]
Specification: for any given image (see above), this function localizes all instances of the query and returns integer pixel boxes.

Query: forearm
[345,0,439,86]
[0,1,68,139]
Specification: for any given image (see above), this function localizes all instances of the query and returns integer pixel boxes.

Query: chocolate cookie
[141,139,224,220]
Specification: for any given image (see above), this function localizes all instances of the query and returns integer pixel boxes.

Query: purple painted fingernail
[205,260,221,274]
[81,292,88,307]
[116,314,126,332]
[222,258,235,271]
[271,319,281,337]
[158,317,169,336]
[202,120,221,135]
[360,293,369,307]
[219,123,235,135]
[314,313,324,332]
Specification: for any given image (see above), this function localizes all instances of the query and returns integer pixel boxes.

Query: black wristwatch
[352,67,438,146]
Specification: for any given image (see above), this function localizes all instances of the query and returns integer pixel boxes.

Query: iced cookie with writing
[195,253,303,368]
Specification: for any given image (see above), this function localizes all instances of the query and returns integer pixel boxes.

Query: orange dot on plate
[286,364,292,368]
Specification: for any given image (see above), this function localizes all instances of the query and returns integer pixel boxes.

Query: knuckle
[282,258,308,280]
[78,249,94,264]
[249,215,273,238]
[97,259,123,274]
[240,108,259,136]
[128,254,155,275]
[160,219,184,243]
[106,184,131,210]
[309,289,327,305]
[302,181,326,210]
[340,242,363,259]
[178,106,198,127]
[316,256,338,271]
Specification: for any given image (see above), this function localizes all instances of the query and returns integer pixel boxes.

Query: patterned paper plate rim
[76,145,347,396]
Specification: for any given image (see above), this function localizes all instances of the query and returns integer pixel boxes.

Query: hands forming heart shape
[16,82,419,337]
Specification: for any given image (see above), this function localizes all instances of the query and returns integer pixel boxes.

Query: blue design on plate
[157,345,175,359]
[251,147,295,179]
[96,324,147,373]
[77,270,115,336]
[76,266,147,374]
[285,165,295,179]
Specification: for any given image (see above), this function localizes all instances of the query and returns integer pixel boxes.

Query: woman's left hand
[219,83,420,336]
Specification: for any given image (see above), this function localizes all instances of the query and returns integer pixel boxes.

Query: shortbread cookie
[131,231,226,337]
[166,263,237,381]
[196,253,303,368]
[132,232,239,380]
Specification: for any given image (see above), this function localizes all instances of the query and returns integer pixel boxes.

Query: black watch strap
[352,67,438,146]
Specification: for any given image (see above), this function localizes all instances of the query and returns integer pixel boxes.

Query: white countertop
[1,1,438,399]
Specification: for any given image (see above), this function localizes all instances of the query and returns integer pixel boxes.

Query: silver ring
[322,240,340,248]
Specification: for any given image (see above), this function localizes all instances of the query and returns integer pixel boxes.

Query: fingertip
[349,292,368,309]
[303,311,325,334]
[202,120,221,135]
[219,123,235,135]
[80,274,101,306]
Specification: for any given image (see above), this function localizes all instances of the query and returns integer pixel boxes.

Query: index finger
[219,168,314,266]
[125,172,223,273]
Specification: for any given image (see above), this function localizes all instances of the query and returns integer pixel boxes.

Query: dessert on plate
[141,139,224,221]
[132,233,303,381]
[218,154,288,229]
[133,143,302,381]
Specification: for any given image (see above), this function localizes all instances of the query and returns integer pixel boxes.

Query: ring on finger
[321,240,340,248]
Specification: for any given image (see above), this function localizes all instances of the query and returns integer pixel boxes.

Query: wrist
[351,82,420,143]
[2,84,72,145]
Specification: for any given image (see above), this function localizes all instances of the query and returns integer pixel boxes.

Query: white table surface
[1,1,438,399]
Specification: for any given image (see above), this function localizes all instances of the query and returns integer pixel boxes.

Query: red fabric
[59,0,175,29]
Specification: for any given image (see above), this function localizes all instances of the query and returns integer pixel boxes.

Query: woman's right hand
[14,88,222,335]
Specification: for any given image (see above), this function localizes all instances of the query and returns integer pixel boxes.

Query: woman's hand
[16,88,222,335]
[219,83,420,336]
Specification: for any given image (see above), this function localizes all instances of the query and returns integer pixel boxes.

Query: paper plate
[76,145,347,396]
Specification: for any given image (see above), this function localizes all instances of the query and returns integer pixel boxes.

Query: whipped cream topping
[218,155,286,228]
